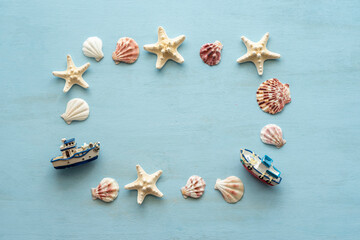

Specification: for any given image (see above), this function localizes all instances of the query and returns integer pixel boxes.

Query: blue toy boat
[240,149,282,186]
[51,138,100,169]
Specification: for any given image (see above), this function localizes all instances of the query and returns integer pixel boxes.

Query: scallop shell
[214,176,244,204]
[82,37,104,61]
[256,78,291,114]
[260,124,286,148]
[61,98,89,124]
[181,175,206,199]
[91,178,119,203]
[112,37,139,64]
[199,41,223,66]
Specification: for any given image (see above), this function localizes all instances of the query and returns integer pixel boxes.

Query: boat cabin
[60,138,77,158]
[262,155,281,178]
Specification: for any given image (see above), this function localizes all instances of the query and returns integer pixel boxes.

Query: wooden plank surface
[0,0,359,239]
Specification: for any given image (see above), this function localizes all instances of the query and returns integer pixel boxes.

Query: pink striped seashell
[256,78,291,114]
[112,37,139,64]
[91,178,119,203]
[199,41,223,66]
[181,175,206,199]
[260,124,286,148]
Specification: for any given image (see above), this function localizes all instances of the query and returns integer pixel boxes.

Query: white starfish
[237,33,280,75]
[52,55,90,92]
[144,26,185,69]
[124,165,163,205]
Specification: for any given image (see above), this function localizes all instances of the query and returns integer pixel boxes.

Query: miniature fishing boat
[51,138,100,169]
[240,149,282,186]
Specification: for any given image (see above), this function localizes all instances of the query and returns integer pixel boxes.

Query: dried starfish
[125,165,163,205]
[237,33,280,75]
[52,55,90,92]
[144,26,185,69]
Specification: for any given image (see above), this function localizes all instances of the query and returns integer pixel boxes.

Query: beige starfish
[52,55,90,93]
[125,165,163,205]
[237,33,280,75]
[144,26,185,69]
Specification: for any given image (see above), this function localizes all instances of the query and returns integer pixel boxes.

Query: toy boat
[240,149,282,186]
[51,138,100,169]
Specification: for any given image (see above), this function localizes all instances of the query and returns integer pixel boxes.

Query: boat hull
[51,145,100,169]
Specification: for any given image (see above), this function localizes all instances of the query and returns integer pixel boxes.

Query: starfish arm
[259,33,270,46]
[263,49,280,59]
[136,164,147,177]
[237,53,252,63]
[241,36,255,49]
[66,55,75,68]
[144,43,159,54]
[124,180,139,190]
[255,60,264,76]
[52,71,68,78]
[172,35,185,47]
[156,56,167,69]
[79,63,90,74]
[157,26,168,41]
[170,51,184,64]
[76,77,89,89]
[151,187,163,198]
[137,191,146,205]
[151,170,163,181]
[63,81,73,93]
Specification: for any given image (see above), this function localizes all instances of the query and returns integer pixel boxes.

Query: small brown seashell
[199,41,223,66]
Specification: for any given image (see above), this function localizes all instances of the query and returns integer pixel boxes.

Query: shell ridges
[112,37,139,64]
[256,78,291,114]
[61,98,89,124]
[200,41,223,66]
[214,176,244,204]
[91,178,119,203]
[260,124,286,148]
[181,175,206,199]
[82,37,104,61]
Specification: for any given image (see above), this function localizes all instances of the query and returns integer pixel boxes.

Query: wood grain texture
[0,0,359,239]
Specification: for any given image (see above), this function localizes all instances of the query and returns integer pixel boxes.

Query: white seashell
[82,37,104,61]
[214,176,244,204]
[61,98,89,124]
[181,175,206,199]
[260,124,286,148]
[91,178,119,203]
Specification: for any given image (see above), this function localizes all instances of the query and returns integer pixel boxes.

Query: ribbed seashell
[82,37,104,61]
[214,176,244,204]
[112,37,139,64]
[199,41,223,66]
[256,78,291,114]
[181,175,206,199]
[91,178,119,203]
[260,124,286,148]
[61,98,89,124]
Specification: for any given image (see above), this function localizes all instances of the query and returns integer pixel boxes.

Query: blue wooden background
[1,0,359,239]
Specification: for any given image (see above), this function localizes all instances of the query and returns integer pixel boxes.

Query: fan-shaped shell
[181,175,206,199]
[61,98,89,124]
[112,37,139,64]
[214,176,244,204]
[82,37,104,61]
[260,124,286,148]
[91,178,119,203]
[200,41,223,66]
[256,78,291,114]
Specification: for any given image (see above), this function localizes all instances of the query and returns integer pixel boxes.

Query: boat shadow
[52,161,97,188]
